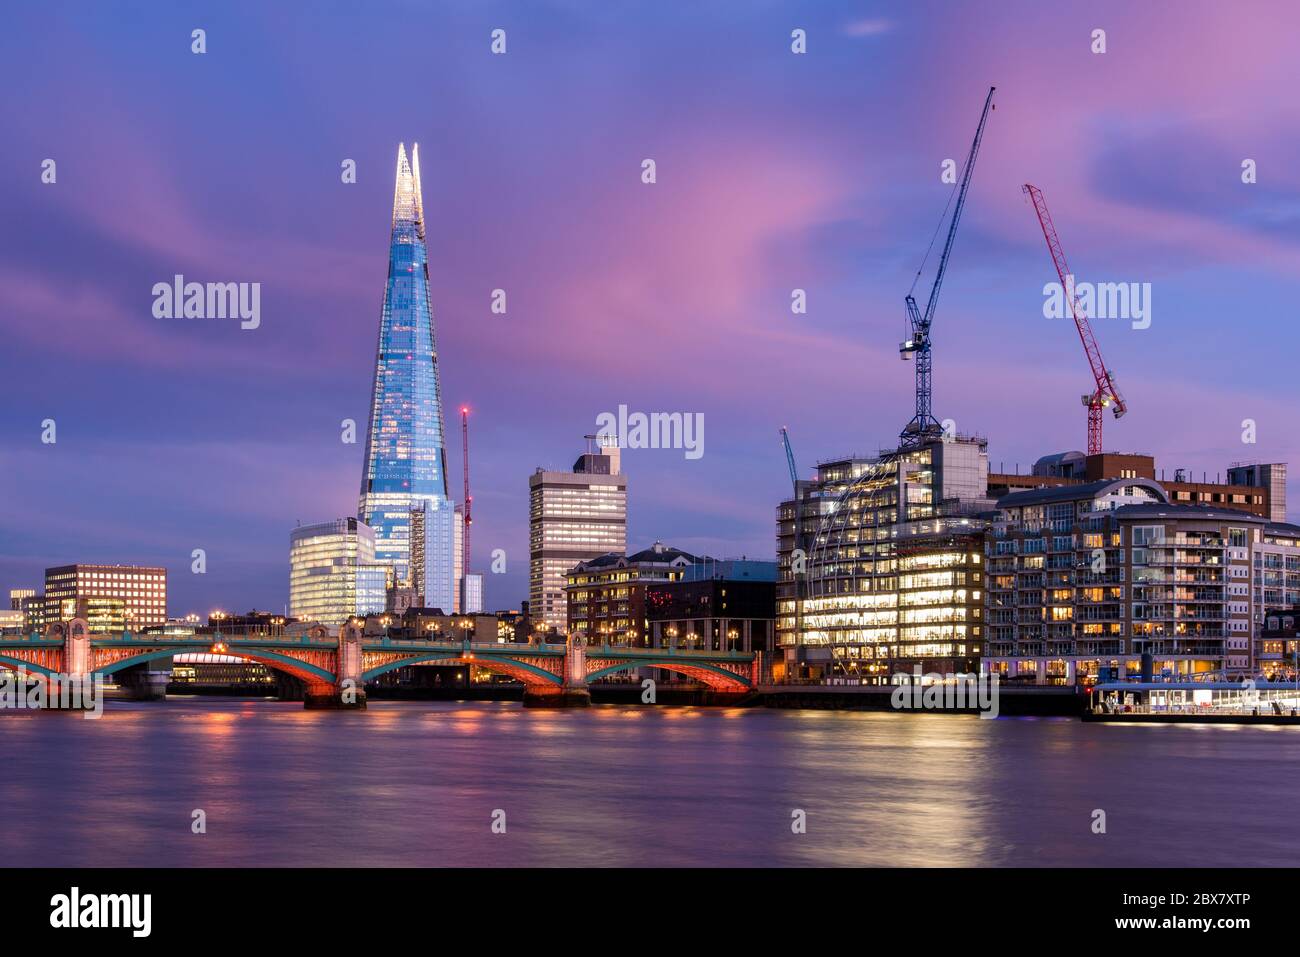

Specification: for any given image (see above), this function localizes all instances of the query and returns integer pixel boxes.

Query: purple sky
[2,1,1299,617]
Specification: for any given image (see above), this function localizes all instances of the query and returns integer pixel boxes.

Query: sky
[2,0,1299,617]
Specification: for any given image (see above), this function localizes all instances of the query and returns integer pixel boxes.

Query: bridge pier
[522,686,590,708]
[303,685,367,710]
[523,634,590,708]
[304,624,367,709]
[118,669,170,701]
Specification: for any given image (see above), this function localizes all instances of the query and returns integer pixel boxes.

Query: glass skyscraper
[358,143,456,610]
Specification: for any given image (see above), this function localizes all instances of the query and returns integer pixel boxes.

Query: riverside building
[645,559,776,654]
[565,542,697,647]
[777,435,993,682]
[986,480,1260,681]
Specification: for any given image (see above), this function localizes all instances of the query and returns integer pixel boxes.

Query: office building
[288,518,387,629]
[645,559,777,653]
[357,143,457,597]
[529,437,627,633]
[43,564,167,631]
[461,572,483,614]
[22,595,126,634]
[566,542,697,647]
[10,588,35,611]
[777,435,993,681]
[409,498,457,613]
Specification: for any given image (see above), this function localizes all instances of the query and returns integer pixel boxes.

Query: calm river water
[4,698,1297,867]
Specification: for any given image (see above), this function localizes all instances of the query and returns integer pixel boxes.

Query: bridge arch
[362,653,562,687]
[94,648,337,687]
[0,653,58,681]
[586,659,751,690]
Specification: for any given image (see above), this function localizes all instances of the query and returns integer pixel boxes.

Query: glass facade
[358,143,454,589]
[410,497,456,613]
[289,518,387,629]
[778,437,992,681]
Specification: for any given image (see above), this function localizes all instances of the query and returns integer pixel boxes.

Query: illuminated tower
[358,143,456,611]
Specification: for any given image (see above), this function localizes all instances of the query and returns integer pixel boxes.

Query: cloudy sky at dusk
[2,0,1298,616]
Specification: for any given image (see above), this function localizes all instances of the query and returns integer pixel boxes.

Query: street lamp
[728,628,739,652]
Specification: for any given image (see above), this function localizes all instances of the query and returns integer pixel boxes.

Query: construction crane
[779,426,807,668]
[780,426,798,489]
[899,86,996,446]
[460,405,472,582]
[1022,183,1127,454]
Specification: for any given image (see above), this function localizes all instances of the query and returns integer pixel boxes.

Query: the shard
[358,143,456,612]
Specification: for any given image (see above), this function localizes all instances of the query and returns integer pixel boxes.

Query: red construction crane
[460,405,471,580]
[1023,183,1127,454]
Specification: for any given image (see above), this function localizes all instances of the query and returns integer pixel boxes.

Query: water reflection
[2,700,1297,866]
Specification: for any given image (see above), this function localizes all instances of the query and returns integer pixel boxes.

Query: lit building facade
[779,436,992,681]
[989,451,1281,520]
[409,498,457,613]
[358,143,456,597]
[646,560,776,654]
[529,439,627,633]
[1227,462,1287,523]
[1257,606,1300,679]
[43,564,167,631]
[460,572,483,614]
[23,595,127,634]
[289,518,387,629]
[1253,522,1300,667]
[566,542,696,647]
[987,481,1260,681]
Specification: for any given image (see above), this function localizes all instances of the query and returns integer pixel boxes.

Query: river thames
[4,699,1298,867]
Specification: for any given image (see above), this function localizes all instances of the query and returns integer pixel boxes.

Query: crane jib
[898,86,996,444]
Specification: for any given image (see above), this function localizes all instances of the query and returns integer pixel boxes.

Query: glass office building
[289,518,388,629]
[780,436,992,681]
[409,497,457,613]
[358,143,455,593]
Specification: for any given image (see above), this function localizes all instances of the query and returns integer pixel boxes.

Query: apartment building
[986,479,1260,682]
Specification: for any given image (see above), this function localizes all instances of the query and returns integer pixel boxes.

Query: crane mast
[460,406,471,583]
[1022,183,1127,454]
[779,426,806,661]
[899,86,996,446]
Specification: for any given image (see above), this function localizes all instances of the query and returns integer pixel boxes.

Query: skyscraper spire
[359,142,455,609]
[391,143,425,237]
